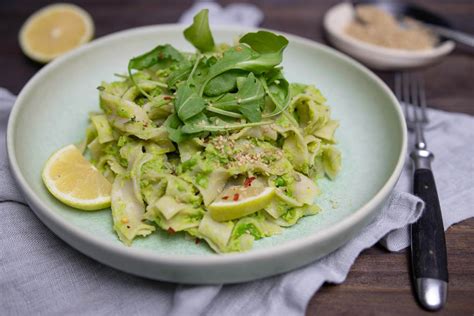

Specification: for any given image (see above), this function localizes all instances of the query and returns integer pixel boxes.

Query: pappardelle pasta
[78,10,341,253]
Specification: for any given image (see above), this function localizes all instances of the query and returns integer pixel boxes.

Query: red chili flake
[163,95,172,100]
[222,196,229,200]
[235,46,242,52]
[244,176,256,187]
[233,193,240,201]
[195,238,201,245]
[158,52,164,59]
[167,227,176,234]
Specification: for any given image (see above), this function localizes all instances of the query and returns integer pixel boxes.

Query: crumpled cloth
[179,1,264,27]
[2,85,473,316]
[1,3,473,315]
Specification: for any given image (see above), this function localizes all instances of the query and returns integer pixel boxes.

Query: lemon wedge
[208,186,275,222]
[42,144,111,211]
[19,3,94,63]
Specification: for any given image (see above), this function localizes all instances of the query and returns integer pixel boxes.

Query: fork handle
[411,168,448,311]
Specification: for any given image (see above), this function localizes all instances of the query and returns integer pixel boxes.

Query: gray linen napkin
[178,1,264,26]
[382,109,474,251]
[2,79,474,316]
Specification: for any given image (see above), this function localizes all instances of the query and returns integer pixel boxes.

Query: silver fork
[395,73,448,311]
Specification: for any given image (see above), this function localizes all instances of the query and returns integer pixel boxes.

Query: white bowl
[8,24,407,284]
[323,2,455,70]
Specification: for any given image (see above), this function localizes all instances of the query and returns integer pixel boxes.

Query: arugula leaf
[183,9,215,53]
[181,112,210,134]
[240,103,262,122]
[199,31,289,96]
[164,113,185,143]
[237,31,288,73]
[203,70,247,97]
[239,31,288,54]
[167,64,193,88]
[206,106,244,119]
[168,55,213,89]
[261,68,290,117]
[128,44,184,71]
[174,83,206,122]
[211,73,265,122]
[128,44,184,97]
[197,46,253,95]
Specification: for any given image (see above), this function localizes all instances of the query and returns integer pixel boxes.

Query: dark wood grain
[1,1,473,315]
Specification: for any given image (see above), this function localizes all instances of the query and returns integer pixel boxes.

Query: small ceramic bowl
[323,2,455,70]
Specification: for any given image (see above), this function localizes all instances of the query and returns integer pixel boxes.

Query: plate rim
[7,24,407,267]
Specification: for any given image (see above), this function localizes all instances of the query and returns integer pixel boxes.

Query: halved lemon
[208,185,275,222]
[19,3,94,63]
[42,144,111,211]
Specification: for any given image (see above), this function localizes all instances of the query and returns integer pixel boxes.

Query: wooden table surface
[1,0,473,314]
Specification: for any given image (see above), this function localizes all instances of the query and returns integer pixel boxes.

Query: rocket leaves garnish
[211,73,265,122]
[126,9,291,143]
[128,44,186,97]
[183,9,215,53]
[128,44,185,71]
[261,68,290,117]
[203,69,247,97]
[240,31,289,55]
[174,83,206,122]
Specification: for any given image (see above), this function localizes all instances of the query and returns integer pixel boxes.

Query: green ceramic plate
[7,25,406,284]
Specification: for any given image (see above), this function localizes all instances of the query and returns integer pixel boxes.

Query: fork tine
[418,76,429,123]
[401,72,411,122]
[395,73,402,100]
[396,72,428,149]
[411,73,428,149]
[395,73,405,119]
[410,73,421,123]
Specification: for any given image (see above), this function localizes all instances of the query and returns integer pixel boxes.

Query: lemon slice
[208,186,275,222]
[19,3,94,63]
[42,144,111,211]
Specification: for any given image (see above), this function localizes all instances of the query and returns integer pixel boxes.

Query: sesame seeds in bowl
[323,2,455,70]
